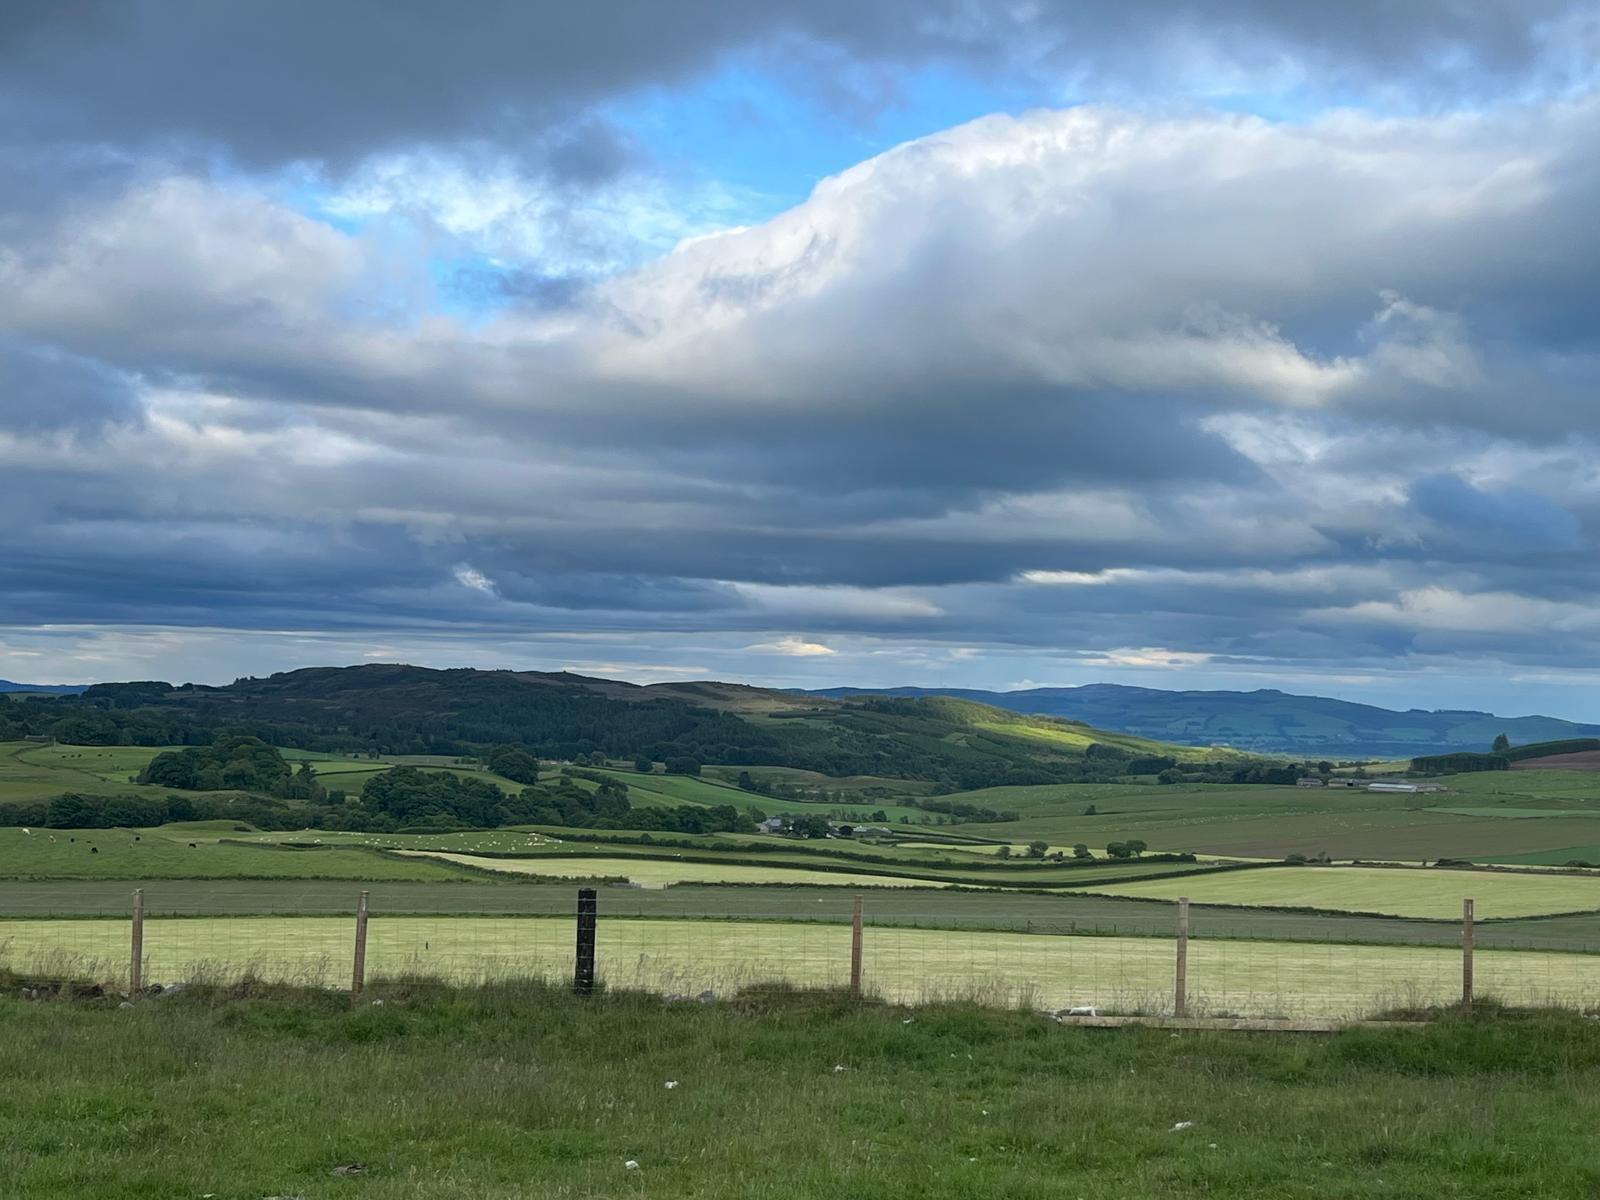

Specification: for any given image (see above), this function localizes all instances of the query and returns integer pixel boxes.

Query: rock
[696,990,714,1003]
[157,982,189,998]
[329,1163,365,1177]
[624,1160,640,1170]
[118,1001,134,1010]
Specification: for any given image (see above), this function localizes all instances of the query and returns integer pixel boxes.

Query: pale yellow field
[4,915,1598,1019]
[1087,866,1600,919]
[396,852,956,889]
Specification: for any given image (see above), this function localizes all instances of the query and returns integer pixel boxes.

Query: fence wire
[6,887,1600,1019]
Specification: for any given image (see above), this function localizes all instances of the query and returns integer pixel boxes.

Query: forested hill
[0,664,1251,791]
[800,683,1600,758]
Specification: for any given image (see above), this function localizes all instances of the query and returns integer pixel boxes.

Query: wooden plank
[1462,897,1475,1009]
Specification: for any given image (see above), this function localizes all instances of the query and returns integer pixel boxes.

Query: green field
[1087,865,1600,919]
[0,741,181,805]
[12,878,1600,951]
[936,774,1600,863]
[0,827,478,882]
[7,913,1600,1018]
[11,987,1600,1199]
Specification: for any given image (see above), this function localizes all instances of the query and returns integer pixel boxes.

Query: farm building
[1296,777,1325,787]
[756,817,785,834]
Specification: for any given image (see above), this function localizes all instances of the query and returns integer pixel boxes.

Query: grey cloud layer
[5,6,1600,694]
[5,0,1587,167]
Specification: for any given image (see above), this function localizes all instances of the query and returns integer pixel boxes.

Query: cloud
[1079,647,1217,669]
[745,636,838,656]
[452,565,497,595]
[5,34,1600,713]
[3,0,1586,171]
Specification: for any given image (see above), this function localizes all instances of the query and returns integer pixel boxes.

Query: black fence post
[574,887,598,996]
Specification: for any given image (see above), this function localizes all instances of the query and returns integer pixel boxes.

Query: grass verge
[5,978,1600,1197]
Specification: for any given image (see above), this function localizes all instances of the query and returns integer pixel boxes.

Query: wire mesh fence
[6,887,1600,1019]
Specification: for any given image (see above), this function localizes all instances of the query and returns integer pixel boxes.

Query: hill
[0,680,86,695]
[0,665,1250,792]
[801,683,1600,758]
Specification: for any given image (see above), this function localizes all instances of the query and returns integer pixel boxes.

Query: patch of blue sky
[604,59,1038,215]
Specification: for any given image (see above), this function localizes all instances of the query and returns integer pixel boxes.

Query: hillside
[0,665,1248,791]
[0,680,86,695]
[802,683,1600,758]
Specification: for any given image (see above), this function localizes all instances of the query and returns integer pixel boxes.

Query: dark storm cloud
[1,0,1587,168]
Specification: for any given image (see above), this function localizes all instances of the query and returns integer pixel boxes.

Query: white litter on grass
[833,1065,847,1073]
[1171,1121,1194,1132]
[664,1080,678,1089]
[1067,1005,1097,1017]
[624,1160,639,1170]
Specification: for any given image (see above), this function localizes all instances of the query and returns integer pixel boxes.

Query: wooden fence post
[129,888,144,995]
[1174,897,1190,1017]
[574,887,598,996]
[850,894,864,1001]
[351,891,369,997]
[1462,898,1474,1010]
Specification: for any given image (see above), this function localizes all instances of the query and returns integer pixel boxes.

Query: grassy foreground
[5,983,1600,1198]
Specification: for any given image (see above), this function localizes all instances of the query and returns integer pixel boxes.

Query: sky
[4,1,1600,718]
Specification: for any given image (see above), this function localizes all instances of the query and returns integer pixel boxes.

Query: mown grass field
[1088,865,1600,919]
[6,913,1600,1017]
[396,851,964,889]
[10,988,1600,1200]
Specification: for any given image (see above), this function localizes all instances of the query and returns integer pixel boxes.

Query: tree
[1083,804,1097,816]
[1125,839,1147,857]
[736,770,757,791]
[996,845,1012,859]
[634,758,653,773]
[1072,843,1092,860]
[664,756,701,777]
[1492,733,1511,753]
[1105,841,1132,859]
[789,814,831,839]
[486,745,539,785]
[1025,840,1049,858]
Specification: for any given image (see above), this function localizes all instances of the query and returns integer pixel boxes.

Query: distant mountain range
[798,684,1600,759]
[0,679,87,695]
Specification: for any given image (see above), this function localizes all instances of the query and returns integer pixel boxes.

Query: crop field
[7,914,1600,1018]
[0,827,476,882]
[1086,865,1600,919]
[395,851,964,889]
[938,774,1600,862]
